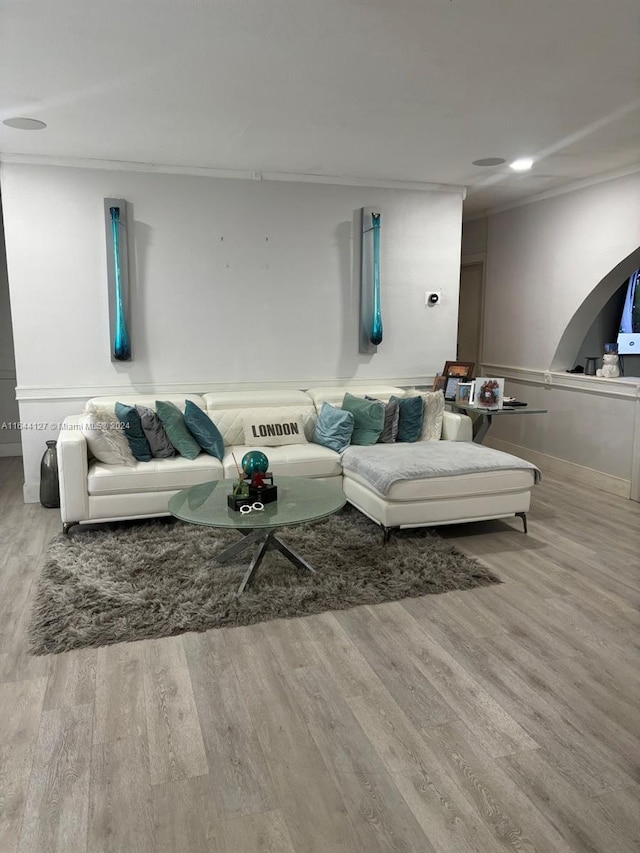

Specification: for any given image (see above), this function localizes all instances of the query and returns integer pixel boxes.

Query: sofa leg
[62,522,77,535]
[515,512,528,534]
[383,526,392,544]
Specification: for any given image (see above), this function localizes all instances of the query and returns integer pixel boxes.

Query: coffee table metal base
[215,528,316,595]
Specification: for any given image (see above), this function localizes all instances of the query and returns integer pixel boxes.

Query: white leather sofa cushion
[223,444,342,479]
[86,394,206,413]
[88,454,223,495]
[343,467,536,501]
[204,390,317,446]
[305,386,407,407]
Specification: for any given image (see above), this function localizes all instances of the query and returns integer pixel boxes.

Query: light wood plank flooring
[0,455,638,852]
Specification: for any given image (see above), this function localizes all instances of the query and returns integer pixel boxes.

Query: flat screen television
[617,268,640,355]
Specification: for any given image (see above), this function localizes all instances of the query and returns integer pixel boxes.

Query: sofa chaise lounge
[57,385,539,538]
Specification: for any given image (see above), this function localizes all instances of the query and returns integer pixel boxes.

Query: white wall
[1,163,463,498]
[481,172,640,497]
[483,172,640,371]
[0,203,20,456]
[484,371,638,499]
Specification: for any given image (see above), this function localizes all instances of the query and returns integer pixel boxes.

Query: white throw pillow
[81,403,136,465]
[415,390,445,441]
[242,412,308,446]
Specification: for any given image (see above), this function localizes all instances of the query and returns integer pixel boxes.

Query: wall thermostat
[425,291,441,306]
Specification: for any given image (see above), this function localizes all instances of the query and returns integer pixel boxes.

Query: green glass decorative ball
[241,450,269,475]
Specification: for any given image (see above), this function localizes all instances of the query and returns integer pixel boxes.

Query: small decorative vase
[40,440,60,508]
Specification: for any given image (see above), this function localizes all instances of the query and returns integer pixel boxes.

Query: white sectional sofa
[57,385,539,537]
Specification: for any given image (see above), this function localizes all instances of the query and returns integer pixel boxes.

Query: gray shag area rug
[29,506,500,655]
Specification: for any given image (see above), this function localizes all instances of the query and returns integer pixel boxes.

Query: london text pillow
[242,412,308,446]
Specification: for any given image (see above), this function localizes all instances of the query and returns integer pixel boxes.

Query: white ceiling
[1,0,639,216]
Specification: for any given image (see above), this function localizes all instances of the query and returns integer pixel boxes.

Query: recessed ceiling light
[2,117,47,130]
[472,157,506,167]
[509,157,534,172]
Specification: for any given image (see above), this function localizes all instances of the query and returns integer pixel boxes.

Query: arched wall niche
[551,245,640,372]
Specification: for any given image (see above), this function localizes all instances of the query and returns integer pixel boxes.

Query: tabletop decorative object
[228,451,277,510]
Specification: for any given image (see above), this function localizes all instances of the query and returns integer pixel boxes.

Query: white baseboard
[0,443,23,457]
[485,438,631,500]
[23,482,40,503]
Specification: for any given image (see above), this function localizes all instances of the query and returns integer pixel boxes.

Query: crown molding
[486,163,640,216]
[0,153,466,195]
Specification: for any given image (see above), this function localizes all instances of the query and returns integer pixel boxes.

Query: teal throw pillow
[183,400,225,460]
[341,393,385,445]
[313,402,355,453]
[393,395,424,442]
[114,402,152,462]
[155,400,201,460]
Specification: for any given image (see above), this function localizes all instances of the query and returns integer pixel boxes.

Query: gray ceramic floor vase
[40,440,60,508]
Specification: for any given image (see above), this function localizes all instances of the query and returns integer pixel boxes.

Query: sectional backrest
[83,386,411,447]
[85,394,207,413]
[305,385,407,408]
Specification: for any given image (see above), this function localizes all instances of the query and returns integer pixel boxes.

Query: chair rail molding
[480,364,640,399]
[15,375,440,403]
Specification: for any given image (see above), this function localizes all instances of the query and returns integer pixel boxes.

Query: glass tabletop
[168,476,346,530]
[450,403,548,415]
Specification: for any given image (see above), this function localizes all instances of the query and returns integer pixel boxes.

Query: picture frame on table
[444,375,463,401]
[431,374,447,392]
[474,377,505,410]
[442,360,475,380]
[455,381,475,405]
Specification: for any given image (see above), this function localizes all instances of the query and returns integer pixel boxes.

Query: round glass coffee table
[168,476,346,594]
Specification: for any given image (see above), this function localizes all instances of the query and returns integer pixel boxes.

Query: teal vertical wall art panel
[359,207,383,352]
[104,198,132,361]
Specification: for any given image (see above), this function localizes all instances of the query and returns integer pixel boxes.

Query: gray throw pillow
[136,405,176,458]
[366,396,400,443]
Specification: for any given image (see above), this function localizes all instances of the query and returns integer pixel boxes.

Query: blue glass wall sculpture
[359,208,383,352]
[104,198,132,361]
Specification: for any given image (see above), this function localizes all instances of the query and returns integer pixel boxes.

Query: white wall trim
[486,163,640,216]
[485,437,631,500]
[0,442,22,457]
[480,363,640,399]
[15,375,436,403]
[0,153,466,196]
